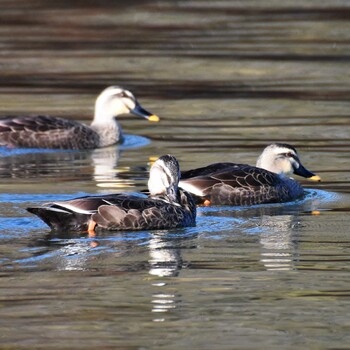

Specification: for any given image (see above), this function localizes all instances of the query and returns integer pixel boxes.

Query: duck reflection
[91,145,148,188]
[53,240,94,271]
[28,228,194,276]
[258,214,300,271]
[256,195,321,270]
[148,235,184,277]
[28,229,193,322]
[151,288,178,320]
[147,234,193,321]
[200,193,321,271]
[0,145,121,182]
[27,231,99,271]
[91,146,121,183]
[0,137,149,189]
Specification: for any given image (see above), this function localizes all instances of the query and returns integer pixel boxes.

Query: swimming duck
[0,86,159,150]
[179,143,321,206]
[27,155,196,232]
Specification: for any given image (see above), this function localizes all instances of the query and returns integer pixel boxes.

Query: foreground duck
[179,143,321,206]
[27,155,196,232]
[0,86,159,150]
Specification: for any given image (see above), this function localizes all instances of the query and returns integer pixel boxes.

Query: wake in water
[0,188,348,271]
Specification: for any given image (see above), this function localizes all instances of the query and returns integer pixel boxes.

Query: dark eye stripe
[117,90,129,98]
[158,162,173,186]
[165,168,173,185]
[282,152,298,161]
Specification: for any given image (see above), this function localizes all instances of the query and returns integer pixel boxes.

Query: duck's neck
[256,153,281,173]
[256,154,272,172]
[90,115,123,147]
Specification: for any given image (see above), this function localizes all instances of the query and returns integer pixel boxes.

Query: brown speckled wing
[0,115,99,149]
[92,191,196,231]
[180,164,303,205]
[181,165,278,191]
[210,165,278,187]
[0,115,78,132]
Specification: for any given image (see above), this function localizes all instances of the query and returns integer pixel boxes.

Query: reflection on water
[1,189,350,347]
[0,134,149,180]
[0,189,345,273]
[148,236,184,277]
[259,214,300,271]
[0,134,152,194]
[148,236,184,320]
[151,289,177,322]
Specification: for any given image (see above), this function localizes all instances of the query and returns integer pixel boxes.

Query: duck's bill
[308,174,322,182]
[131,104,160,122]
[294,164,321,181]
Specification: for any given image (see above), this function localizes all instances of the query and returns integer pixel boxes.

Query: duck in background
[27,155,196,233]
[0,86,159,150]
[179,143,321,206]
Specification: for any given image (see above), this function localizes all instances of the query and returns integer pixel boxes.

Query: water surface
[0,1,350,349]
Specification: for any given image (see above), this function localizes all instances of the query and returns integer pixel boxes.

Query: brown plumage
[27,155,196,232]
[0,86,159,150]
[179,143,321,206]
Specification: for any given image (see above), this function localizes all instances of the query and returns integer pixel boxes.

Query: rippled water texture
[0,1,350,349]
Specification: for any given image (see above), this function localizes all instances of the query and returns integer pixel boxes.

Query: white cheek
[148,167,168,195]
[122,98,136,111]
[282,159,294,174]
[273,158,291,175]
[148,178,163,195]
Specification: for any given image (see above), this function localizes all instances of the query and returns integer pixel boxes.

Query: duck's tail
[27,206,89,232]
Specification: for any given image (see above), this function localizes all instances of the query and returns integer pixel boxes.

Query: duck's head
[93,86,159,123]
[148,154,181,203]
[256,143,321,181]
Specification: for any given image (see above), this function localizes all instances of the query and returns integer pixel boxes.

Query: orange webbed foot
[203,199,211,206]
[87,220,97,238]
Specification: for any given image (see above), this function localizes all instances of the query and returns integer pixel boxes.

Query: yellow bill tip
[148,155,159,166]
[148,156,159,162]
[148,114,160,122]
[308,175,321,182]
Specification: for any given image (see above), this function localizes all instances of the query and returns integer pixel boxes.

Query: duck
[179,143,321,206]
[0,86,159,150]
[27,154,196,233]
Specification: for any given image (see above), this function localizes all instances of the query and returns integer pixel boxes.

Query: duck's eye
[121,91,135,101]
[281,152,294,158]
[115,90,128,98]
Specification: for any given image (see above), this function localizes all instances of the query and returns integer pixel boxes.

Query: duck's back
[180,163,304,206]
[0,115,100,150]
